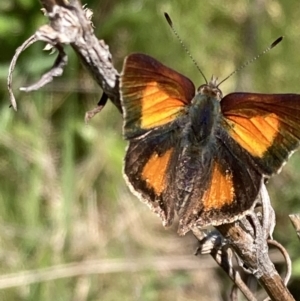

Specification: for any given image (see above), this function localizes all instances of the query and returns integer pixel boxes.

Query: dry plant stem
[20,44,67,92]
[7,35,37,110]
[230,285,239,301]
[260,183,276,240]
[40,0,69,11]
[85,92,108,123]
[42,0,121,111]
[193,228,257,301]
[289,214,300,240]
[262,241,292,301]
[212,247,257,301]
[217,217,295,301]
[8,0,120,114]
[267,239,292,286]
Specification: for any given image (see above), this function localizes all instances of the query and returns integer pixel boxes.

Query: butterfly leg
[195,229,224,255]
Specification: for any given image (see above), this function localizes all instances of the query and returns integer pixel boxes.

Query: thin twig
[267,239,292,286]
[289,214,300,240]
[262,239,292,301]
[7,35,37,110]
[85,92,108,123]
[20,44,67,92]
[230,285,239,301]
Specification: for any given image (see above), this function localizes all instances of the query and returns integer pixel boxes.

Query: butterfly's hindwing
[124,126,181,226]
[176,127,262,234]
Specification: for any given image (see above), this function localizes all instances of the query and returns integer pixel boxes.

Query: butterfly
[120,52,300,235]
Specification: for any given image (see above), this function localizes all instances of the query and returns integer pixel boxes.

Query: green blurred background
[1,0,300,300]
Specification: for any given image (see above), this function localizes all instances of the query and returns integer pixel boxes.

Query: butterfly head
[197,76,223,101]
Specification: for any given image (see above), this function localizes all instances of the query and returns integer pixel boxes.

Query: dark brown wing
[124,128,180,227]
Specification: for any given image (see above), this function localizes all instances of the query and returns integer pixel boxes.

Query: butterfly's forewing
[120,53,195,139]
[221,93,300,175]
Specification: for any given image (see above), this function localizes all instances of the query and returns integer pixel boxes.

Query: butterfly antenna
[164,12,208,84]
[218,36,283,87]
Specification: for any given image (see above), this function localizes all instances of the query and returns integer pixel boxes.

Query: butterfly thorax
[187,81,222,145]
